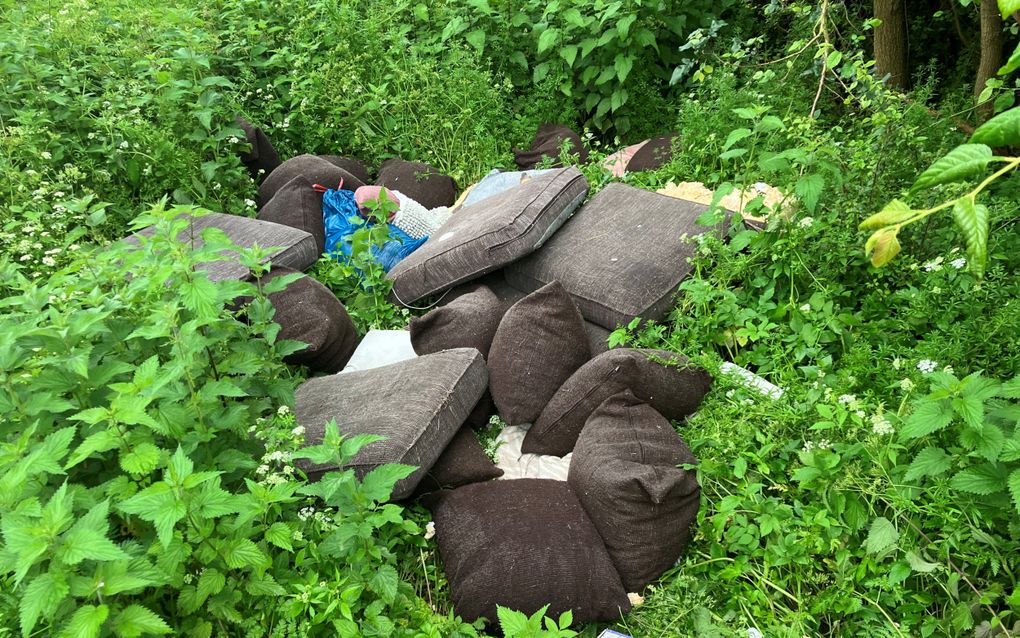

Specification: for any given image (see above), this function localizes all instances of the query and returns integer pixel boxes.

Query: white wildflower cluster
[950,257,966,269]
[837,393,857,405]
[871,413,894,436]
[900,378,915,392]
[922,256,944,272]
[916,359,938,374]
[802,439,832,453]
[798,216,814,228]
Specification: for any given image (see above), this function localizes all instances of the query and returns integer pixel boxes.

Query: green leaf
[559,45,578,67]
[999,0,1020,20]
[65,430,120,469]
[197,568,226,604]
[826,49,843,68]
[900,400,954,439]
[360,464,417,502]
[245,574,286,596]
[497,606,530,636]
[951,198,989,278]
[562,8,585,27]
[118,483,184,548]
[465,29,486,53]
[618,14,636,38]
[224,538,269,570]
[180,277,218,319]
[20,571,69,637]
[859,199,915,230]
[509,51,528,69]
[369,564,399,604]
[112,604,171,638]
[1000,375,1020,399]
[864,226,901,267]
[906,550,941,573]
[1009,468,1020,515]
[971,105,1020,147]
[614,54,634,83]
[166,447,194,485]
[58,604,108,638]
[904,446,953,482]
[795,174,824,214]
[533,62,550,84]
[865,516,900,554]
[951,464,1008,495]
[755,115,785,133]
[120,444,162,476]
[911,144,994,193]
[1000,41,1020,75]
[537,28,560,54]
[60,527,128,565]
[264,522,293,551]
[413,3,428,21]
[722,128,752,151]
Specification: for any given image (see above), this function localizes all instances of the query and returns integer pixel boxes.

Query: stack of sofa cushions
[569,391,701,591]
[413,426,504,495]
[126,212,318,282]
[507,183,727,329]
[523,348,713,456]
[386,167,588,305]
[294,348,488,498]
[257,175,327,255]
[424,479,631,624]
[250,266,360,373]
[257,154,367,209]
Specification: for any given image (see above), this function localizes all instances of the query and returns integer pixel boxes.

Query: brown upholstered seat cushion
[412,426,502,495]
[375,159,456,210]
[320,155,372,185]
[256,175,326,255]
[236,117,282,183]
[422,479,631,625]
[625,133,678,173]
[506,183,727,330]
[126,212,318,282]
[488,281,591,426]
[568,391,700,591]
[257,154,366,209]
[294,348,488,499]
[253,266,359,373]
[387,167,588,305]
[513,123,589,169]
[522,348,711,456]
[409,283,503,358]
[584,321,611,356]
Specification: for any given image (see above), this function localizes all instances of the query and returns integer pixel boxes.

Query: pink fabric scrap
[602,140,650,177]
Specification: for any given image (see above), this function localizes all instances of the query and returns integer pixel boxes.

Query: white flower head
[41,256,56,267]
[800,303,811,312]
[119,140,129,149]
[799,216,814,228]
[917,359,938,374]
[291,425,305,437]
[277,405,291,416]
[871,413,894,435]
[41,151,52,160]
[838,394,857,405]
[424,521,436,540]
[923,256,944,272]
[244,198,256,208]
[748,629,764,638]
[950,257,966,269]
[900,378,915,392]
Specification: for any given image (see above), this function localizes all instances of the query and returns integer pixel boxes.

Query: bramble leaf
[971,105,1020,147]
[910,144,993,193]
[864,226,901,267]
[951,198,989,278]
[859,199,915,230]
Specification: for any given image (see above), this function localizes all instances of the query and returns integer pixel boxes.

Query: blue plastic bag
[321,188,427,272]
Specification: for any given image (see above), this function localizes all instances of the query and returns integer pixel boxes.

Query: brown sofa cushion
[625,133,678,173]
[126,212,318,282]
[506,183,726,330]
[376,159,456,210]
[488,281,591,426]
[522,348,711,456]
[513,123,589,170]
[294,348,488,499]
[584,321,611,356]
[320,155,372,185]
[387,167,588,305]
[422,479,631,625]
[256,175,326,255]
[257,154,365,209]
[568,391,700,591]
[409,284,503,358]
[413,426,502,495]
[254,267,359,373]
[236,117,282,183]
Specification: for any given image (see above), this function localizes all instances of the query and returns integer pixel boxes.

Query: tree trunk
[874,0,909,89]
[975,0,1004,122]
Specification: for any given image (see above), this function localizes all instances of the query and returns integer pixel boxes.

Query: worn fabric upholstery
[507,183,725,329]
[320,155,372,185]
[294,348,488,499]
[624,133,679,173]
[513,123,590,169]
[409,283,504,358]
[375,159,456,210]
[258,154,365,209]
[387,167,588,305]
[127,212,318,282]
[413,426,503,495]
[584,321,611,356]
[488,281,591,426]
[236,117,282,183]
[423,479,631,625]
[256,175,326,255]
[523,348,712,457]
[568,391,700,591]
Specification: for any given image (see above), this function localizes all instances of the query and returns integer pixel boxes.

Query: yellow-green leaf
[859,199,915,230]
[864,226,901,267]
[999,0,1020,20]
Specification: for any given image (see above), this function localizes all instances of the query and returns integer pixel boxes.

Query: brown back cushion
[488,281,591,425]
[294,348,488,499]
[409,283,503,358]
[513,123,590,169]
[412,426,502,495]
[568,391,700,591]
[258,154,365,209]
[255,267,359,373]
[236,117,282,183]
[386,167,588,305]
[506,183,727,330]
[376,159,456,210]
[625,133,678,173]
[523,348,711,456]
[257,175,325,255]
[423,479,631,625]
[320,155,372,185]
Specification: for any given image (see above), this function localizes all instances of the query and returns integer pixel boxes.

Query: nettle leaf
[904,446,952,482]
[264,522,293,551]
[900,399,954,439]
[197,568,226,604]
[860,199,915,230]
[180,277,218,319]
[120,443,162,476]
[360,464,417,502]
[795,174,824,214]
[910,144,993,193]
[58,604,108,638]
[951,198,989,278]
[20,571,69,637]
[112,604,171,638]
[369,564,399,605]
[971,105,1020,147]
[722,128,752,151]
[224,538,269,570]
[66,429,120,469]
[865,516,900,554]
[999,375,1020,399]
[906,550,941,573]
[1009,468,1020,515]
[497,606,530,636]
[950,463,1008,495]
[118,483,185,548]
